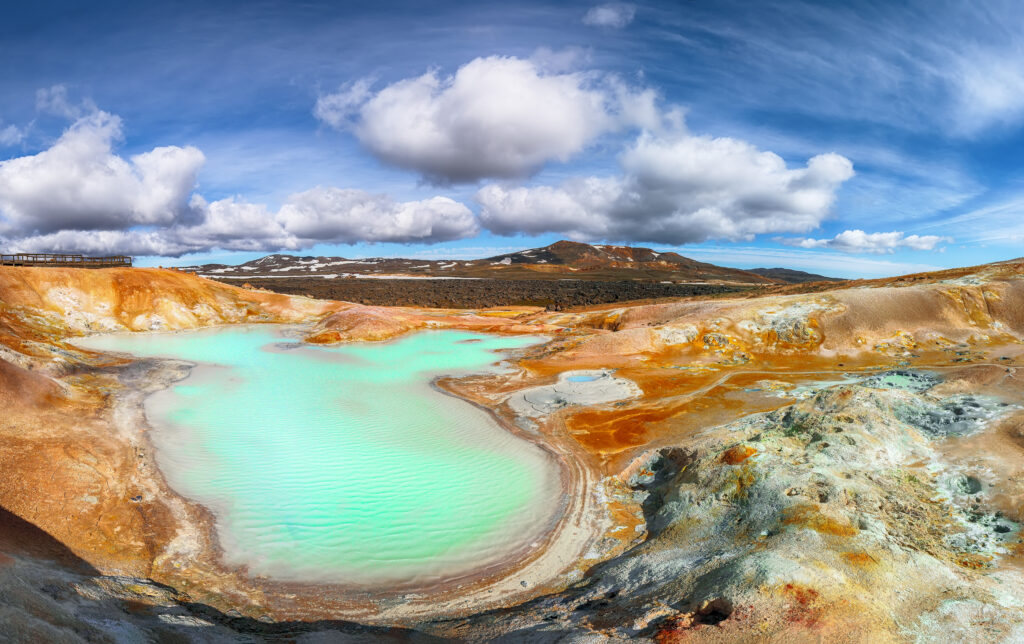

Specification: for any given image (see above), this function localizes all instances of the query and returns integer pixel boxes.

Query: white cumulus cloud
[582,3,636,28]
[180,196,296,252]
[1,102,480,256]
[6,188,479,257]
[781,229,950,253]
[314,55,661,183]
[10,229,195,258]
[0,111,204,235]
[278,187,478,244]
[477,129,854,245]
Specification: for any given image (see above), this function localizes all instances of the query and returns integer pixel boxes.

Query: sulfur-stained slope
[0,267,356,611]
[0,265,580,634]
[2,260,1024,642]
[0,266,340,337]
[306,303,563,344]
[536,266,1024,366]
[421,259,1024,642]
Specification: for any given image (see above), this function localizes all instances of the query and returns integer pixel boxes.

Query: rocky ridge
[182,240,803,284]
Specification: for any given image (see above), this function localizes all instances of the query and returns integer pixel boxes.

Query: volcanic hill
[747,266,844,283]
[184,240,807,283]
[182,240,842,308]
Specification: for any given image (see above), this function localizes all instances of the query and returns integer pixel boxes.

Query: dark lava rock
[219,277,741,309]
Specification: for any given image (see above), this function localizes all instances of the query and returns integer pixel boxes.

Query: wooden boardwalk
[0,253,132,268]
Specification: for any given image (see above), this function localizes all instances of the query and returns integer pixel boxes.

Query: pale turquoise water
[75,326,562,586]
[565,374,599,383]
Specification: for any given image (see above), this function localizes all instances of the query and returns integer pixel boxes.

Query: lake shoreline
[75,325,617,623]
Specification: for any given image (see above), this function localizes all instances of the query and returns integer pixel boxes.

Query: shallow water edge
[70,325,598,606]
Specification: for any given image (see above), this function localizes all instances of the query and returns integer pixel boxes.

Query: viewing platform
[0,253,133,268]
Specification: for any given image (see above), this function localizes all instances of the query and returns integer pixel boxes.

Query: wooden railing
[0,253,133,268]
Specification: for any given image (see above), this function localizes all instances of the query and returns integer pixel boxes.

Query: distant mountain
[479,241,776,283]
[487,240,696,266]
[746,267,844,284]
[182,240,779,285]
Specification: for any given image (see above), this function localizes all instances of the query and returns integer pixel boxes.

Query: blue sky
[1,0,1022,277]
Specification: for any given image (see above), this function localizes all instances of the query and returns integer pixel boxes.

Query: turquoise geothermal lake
[75,326,562,586]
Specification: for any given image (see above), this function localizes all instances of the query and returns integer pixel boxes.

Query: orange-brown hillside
[1,258,1023,642]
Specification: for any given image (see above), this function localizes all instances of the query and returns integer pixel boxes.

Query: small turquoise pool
[565,374,600,383]
[75,326,562,586]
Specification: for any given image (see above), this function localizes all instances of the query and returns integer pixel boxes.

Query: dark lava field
[218,277,745,309]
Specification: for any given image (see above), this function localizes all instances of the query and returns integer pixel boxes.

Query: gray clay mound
[862,370,939,393]
[508,370,641,419]
[897,394,1002,437]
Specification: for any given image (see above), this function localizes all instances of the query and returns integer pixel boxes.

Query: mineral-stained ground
[1,260,1024,642]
